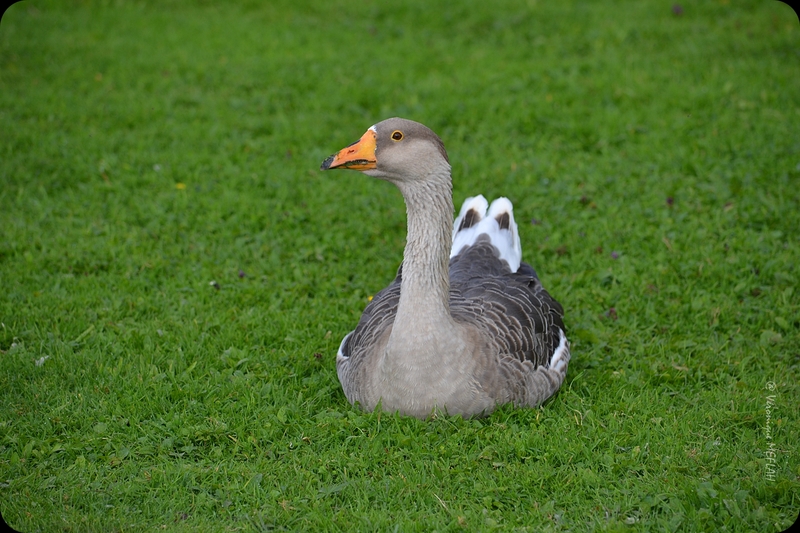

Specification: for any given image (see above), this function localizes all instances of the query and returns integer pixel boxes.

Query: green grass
[1,0,799,530]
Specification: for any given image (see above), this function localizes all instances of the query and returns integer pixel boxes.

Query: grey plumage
[322,117,570,419]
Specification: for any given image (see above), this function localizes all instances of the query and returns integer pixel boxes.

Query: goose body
[321,118,570,419]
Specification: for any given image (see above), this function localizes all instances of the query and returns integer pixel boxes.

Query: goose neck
[393,174,454,326]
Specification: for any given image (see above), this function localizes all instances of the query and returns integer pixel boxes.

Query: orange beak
[320,128,377,171]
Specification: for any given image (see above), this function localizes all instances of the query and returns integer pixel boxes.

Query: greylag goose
[321,117,570,419]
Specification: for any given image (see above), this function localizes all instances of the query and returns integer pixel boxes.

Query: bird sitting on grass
[321,117,570,419]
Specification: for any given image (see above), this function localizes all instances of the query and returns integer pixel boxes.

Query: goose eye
[391,131,404,141]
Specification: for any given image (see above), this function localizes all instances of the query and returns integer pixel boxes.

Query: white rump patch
[450,195,522,272]
[549,329,569,372]
[337,331,353,361]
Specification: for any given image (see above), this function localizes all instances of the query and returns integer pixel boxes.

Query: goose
[320,117,570,419]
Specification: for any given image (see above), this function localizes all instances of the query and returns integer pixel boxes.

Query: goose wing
[448,236,566,368]
[336,265,402,403]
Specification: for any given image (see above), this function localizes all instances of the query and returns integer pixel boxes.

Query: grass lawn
[1,0,799,530]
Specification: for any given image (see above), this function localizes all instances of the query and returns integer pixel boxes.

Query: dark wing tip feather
[458,209,481,231]
[495,212,510,230]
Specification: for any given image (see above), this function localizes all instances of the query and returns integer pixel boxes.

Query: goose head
[321,117,450,184]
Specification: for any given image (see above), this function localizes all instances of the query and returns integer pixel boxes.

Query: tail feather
[486,197,521,271]
[451,195,488,241]
[451,195,488,258]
